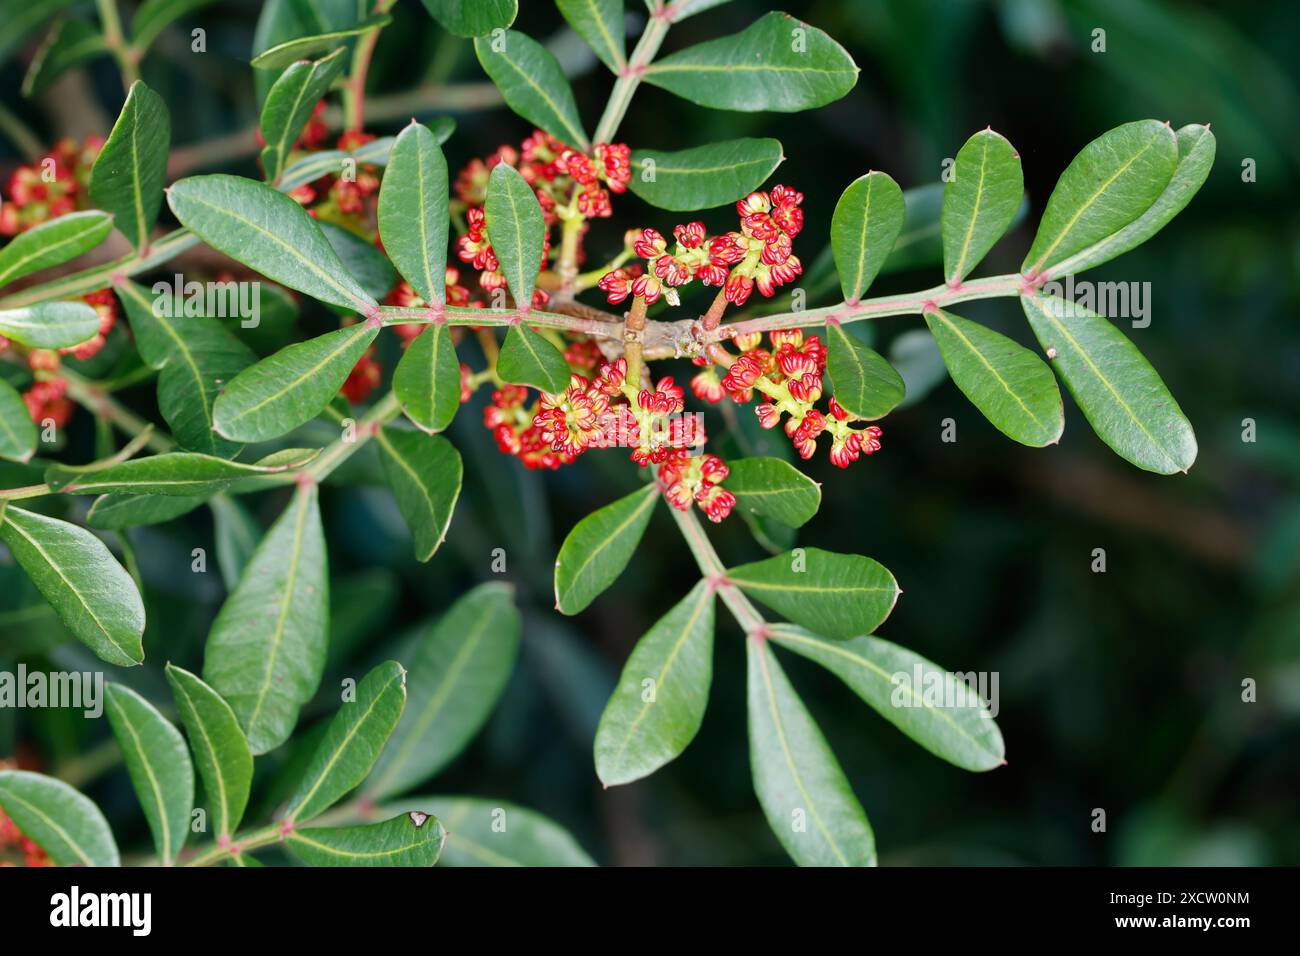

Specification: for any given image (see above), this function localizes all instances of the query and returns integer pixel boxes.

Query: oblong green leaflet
[941,129,1023,283]
[557,0,624,72]
[473,29,588,148]
[260,47,348,183]
[116,278,254,458]
[203,483,328,754]
[168,174,376,311]
[923,307,1063,447]
[104,683,194,864]
[555,483,659,614]
[165,664,253,839]
[825,322,906,420]
[0,378,36,462]
[724,457,820,528]
[727,547,899,640]
[0,770,120,867]
[497,323,571,394]
[286,660,407,823]
[90,80,170,250]
[284,812,446,866]
[769,625,1005,772]
[86,494,205,530]
[365,583,521,800]
[250,13,392,70]
[0,301,100,349]
[628,139,784,212]
[392,322,460,433]
[747,639,875,866]
[1022,119,1178,277]
[45,451,304,496]
[1045,124,1216,278]
[376,428,463,562]
[485,163,546,308]
[212,323,380,442]
[422,0,517,37]
[831,170,905,303]
[379,796,594,866]
[1021,293,1196,474]
[595,579,715,786]
[0,505,145,665]
[644,13,858,112]
[378,121,450,307]
[0,210,113,288]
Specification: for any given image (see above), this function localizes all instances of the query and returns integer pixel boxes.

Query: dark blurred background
[2,0,1297,865]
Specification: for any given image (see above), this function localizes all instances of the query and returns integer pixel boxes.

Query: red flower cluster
[288,129,382,224]
[456,206,552,308]
[0,136,101,236]
[659,451,735,522]
[340,346,382,403]
[597,185,804,308]
[454,129,631,226]
[699,329,883,468]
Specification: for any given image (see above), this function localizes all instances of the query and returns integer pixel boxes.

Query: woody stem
[624,295,648,386]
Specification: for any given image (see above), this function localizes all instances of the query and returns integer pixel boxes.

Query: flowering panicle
[706,329,883,468]
[0,136,101,236]
[595,185,804,310]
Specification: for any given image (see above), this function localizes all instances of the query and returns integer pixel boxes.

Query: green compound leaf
[365,583,521,800]
[0,210,113,288]
[1045,124,1216,278]
[595,579,715,786]
[555,483,658,614]
[0,378,36,462]
[485,162,546,308]
[0,301,100,349]
[168,174,376,311]
[104,683,194,864]
[165,664,253,840]
[1021,293,1196,474]
[203,483,328,754]
[212,323,380,442]
[724,457,820,528]
[825,321,906,421]
[727,547,900,640]
[1022,119,1178,277]
[286,660,407,823]
[628,138,784,212]
[941,129,1024,283]
[747,639,875,867]
[376,427,462,562]
[250,13,392,70]
[923,307,1063,447]
[644,12,858,113]
[284,811,446,866]
[380,796,594,866]
[393,322,460,433]
[90,80,170,250]
[422,0,517,37]
[0,506,144,666]
[831,170,905,303]
[769,625,1005,772]
[497,323,572,394]
[378,121,450,307]
[259,47,348,183]
[557,0,624,72]
[474,29,588,149]
[0,770,120,867]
